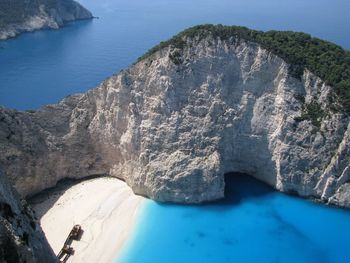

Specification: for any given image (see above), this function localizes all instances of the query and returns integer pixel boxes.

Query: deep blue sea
[1,1,350,262]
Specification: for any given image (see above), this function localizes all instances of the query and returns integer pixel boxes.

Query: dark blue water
[0,0,350,109]
[118,175,350,263]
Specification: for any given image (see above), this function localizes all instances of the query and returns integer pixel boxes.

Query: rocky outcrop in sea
[0,0,93,40]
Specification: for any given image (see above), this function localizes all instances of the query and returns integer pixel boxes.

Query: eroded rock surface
[0,169,56,262]
[0,36,349,208]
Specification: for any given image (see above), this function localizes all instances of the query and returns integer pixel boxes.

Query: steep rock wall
[0,169,57,262]
[0,36,349,208]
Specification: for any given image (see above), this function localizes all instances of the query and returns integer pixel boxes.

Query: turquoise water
[118,175,350,263]
[1,1,350,262]
[0,0,350,109]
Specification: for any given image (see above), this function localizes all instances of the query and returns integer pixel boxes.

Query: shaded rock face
[0,169,56,263]
[0,0,92,40]
[0,36,349,208]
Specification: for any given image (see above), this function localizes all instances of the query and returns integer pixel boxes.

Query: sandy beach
[30,177,145,263]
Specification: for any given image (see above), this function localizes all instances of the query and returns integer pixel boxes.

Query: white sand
[31,177,145,263]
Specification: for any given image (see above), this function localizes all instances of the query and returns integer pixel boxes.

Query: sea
[118,175,350,263]
[0,1,350,262]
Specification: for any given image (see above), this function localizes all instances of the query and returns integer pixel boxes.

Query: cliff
[0,25,349,209]
[0,0,93,40]
[0,169,56,262]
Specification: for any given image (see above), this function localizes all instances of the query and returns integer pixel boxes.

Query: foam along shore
[30,177,145,263]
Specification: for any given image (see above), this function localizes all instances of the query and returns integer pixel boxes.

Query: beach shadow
[28,175,107,219]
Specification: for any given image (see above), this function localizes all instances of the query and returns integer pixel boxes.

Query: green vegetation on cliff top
[139,24,350,115]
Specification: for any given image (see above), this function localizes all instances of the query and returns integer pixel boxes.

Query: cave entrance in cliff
[223,173,273,204]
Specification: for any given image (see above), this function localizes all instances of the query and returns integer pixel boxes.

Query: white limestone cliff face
[0,169,57,262]
[0,36,349,208]
[0,0,92,40]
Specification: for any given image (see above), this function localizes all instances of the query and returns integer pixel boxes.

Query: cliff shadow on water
[219,173,274,207]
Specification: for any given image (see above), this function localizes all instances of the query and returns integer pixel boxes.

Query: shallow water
[0,0,349,109]
[118,175,350,263]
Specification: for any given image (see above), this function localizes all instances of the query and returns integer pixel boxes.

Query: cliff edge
[0,169,56,262]
[0,0,93,40]
[0,25,349,209]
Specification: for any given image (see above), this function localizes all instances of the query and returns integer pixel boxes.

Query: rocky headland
[0,0,93,40]
[1,25,349,209]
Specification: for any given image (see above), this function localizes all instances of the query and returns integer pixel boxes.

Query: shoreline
[30,177,145,263]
